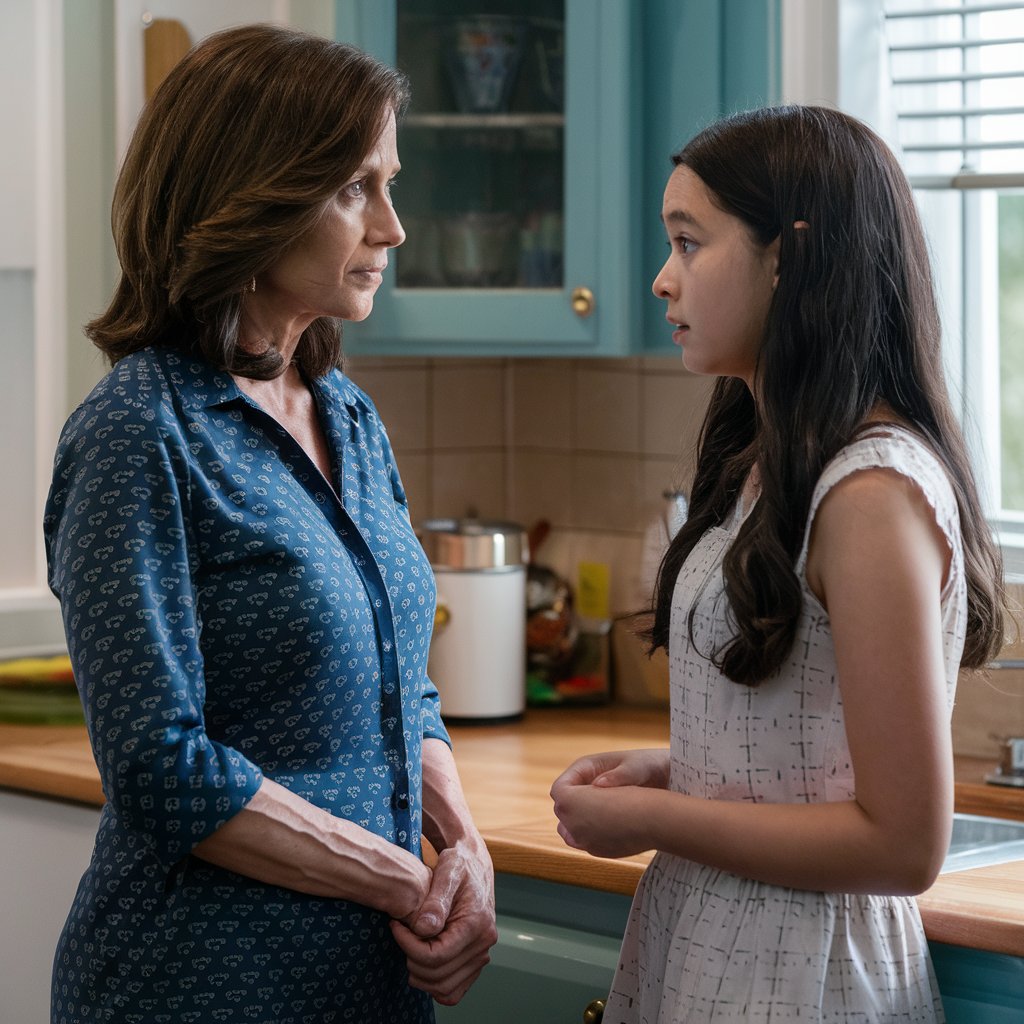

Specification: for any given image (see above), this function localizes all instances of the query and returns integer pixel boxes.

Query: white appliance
[419,519,528,722]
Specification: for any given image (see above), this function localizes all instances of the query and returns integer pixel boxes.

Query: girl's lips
[671,325,689,346]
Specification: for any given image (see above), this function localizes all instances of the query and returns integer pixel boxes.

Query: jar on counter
[418,518,528,722]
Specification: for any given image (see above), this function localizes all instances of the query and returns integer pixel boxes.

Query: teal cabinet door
[434,874,630,1023]
[930,943,1024,1024]
[431,875,1024,1023]
[335,0,641,356]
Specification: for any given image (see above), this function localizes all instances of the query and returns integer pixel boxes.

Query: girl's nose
[652,257,674,298]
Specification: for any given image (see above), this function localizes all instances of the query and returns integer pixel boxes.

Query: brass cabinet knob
[571,286,595,318]
[583,998,605,1024]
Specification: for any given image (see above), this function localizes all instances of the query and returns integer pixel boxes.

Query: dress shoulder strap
[795,425,962,575]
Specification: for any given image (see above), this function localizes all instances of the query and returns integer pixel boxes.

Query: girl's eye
[666,236,697,255]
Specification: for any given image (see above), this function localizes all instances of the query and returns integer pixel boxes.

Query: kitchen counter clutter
[2,708,1023,958]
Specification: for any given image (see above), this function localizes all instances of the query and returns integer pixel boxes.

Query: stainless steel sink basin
[941,813,1024,873]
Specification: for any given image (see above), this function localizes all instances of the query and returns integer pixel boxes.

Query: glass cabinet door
[337,0,632,353]
[395,0,565,293]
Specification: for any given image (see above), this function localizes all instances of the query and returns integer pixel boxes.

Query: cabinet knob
[582,998,605,1023]
[571,286,595,318]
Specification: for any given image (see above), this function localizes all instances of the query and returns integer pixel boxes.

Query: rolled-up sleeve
[44,408,262,871]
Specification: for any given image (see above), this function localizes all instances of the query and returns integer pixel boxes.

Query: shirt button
[396,795,409,810]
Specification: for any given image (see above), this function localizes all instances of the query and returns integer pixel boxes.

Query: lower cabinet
[438,874,1024,1024]
[434,874,631,1023]
[0,790,100,1024]
[930,943,1024,1024]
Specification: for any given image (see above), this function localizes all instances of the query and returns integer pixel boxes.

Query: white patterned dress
[604,428,966,1023]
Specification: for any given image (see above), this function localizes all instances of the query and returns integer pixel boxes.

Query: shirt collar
[165,348,360,418]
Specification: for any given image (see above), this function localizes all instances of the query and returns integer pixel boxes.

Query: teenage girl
[551,105,1005,1023]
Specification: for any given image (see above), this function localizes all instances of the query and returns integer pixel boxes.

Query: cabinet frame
[335,0,642,355]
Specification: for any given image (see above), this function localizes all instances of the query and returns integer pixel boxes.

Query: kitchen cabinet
[0,791,100,1024]
[435,875,1024,1024]
[334,0,779,356]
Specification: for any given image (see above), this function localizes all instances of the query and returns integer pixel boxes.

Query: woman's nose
[373,198,405,249]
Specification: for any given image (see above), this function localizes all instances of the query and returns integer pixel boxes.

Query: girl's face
[652,165,779,388]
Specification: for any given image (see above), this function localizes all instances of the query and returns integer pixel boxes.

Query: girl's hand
[552,747,670,791]
[550,749,668,858]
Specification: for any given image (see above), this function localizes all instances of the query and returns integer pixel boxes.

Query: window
[883,1,1024,571]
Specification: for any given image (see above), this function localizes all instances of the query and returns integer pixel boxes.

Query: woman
[551,106,1005,1022]
[45,25,495,1024]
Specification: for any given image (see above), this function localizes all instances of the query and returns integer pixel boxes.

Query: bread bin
[419,518,528,722]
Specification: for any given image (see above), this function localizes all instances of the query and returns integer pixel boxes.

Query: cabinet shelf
[404,112,565,130]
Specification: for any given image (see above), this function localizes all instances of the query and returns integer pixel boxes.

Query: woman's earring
[248,277,256,293]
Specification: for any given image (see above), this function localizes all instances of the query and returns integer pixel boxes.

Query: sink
[941,813,1024,873]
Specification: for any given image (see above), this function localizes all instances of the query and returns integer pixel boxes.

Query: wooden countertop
[2,709,1023,957]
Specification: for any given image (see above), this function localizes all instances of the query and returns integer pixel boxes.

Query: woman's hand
[390,840,497,1005]
[550,748,669,858]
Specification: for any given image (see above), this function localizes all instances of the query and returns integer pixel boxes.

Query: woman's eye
[344,179,366,199]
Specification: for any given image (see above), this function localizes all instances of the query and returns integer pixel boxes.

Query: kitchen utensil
[419,518,528,721]
[443,16,526,114]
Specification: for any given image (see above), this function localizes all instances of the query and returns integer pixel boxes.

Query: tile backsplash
[345,354,714,616]
[346,353,1024,758]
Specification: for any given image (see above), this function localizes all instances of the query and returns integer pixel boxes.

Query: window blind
[884,1,1024,187]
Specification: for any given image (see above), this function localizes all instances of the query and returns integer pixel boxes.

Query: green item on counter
[0,653,84,724]
[0,685,85,724]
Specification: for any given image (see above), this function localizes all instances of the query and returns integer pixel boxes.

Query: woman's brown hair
[87,24,410,378]
[649,105,1004,680]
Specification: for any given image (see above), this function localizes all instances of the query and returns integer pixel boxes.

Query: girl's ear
[772,221,809,288]
[768,234,782,289]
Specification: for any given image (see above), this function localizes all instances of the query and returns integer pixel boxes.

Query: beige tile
[344,355,429,372]
[431,450,507,520]
[538,529,646,616]
[641,371,714,457]
[432,365,506,449]
[570,454,641,532]
[510,363,574,449]
[574,367,641,453]
[952,668,1024,759]
[641,456,689,518]
[345,366,430,454]
[393,452,431,524]
[510,451,572,530]
[639,354,687,372]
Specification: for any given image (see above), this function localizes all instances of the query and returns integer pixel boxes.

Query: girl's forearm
[628,786,948,896]
[192,776,430,919]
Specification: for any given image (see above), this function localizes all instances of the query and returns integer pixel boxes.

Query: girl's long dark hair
[649,106,1004,682]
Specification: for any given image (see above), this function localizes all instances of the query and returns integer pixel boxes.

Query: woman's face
[258,109,405,325]
[652,165,778,388]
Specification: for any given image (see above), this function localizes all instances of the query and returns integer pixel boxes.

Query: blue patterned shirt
[44,346,448,1023]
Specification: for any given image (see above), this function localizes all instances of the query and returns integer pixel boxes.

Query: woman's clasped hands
[550,748,670,860]
[391,840,497,1006]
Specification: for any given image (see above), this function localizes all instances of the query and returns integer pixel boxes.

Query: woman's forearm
[192,776,431,920]
[421,738,490,862]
